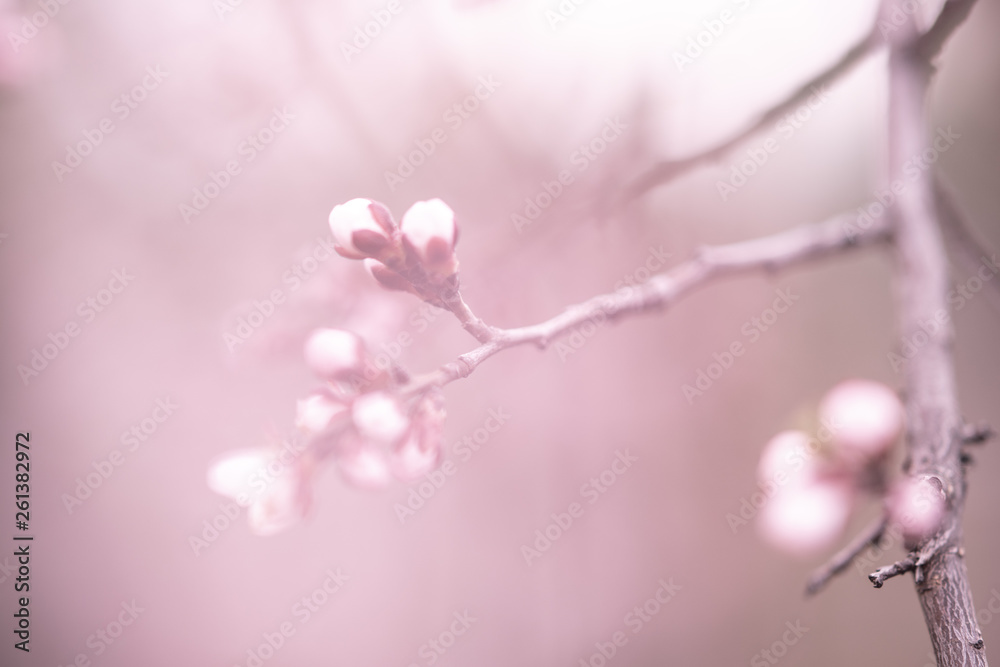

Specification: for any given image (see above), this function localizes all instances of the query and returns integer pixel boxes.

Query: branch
[806,514,888,596]
[403,207,890,394]
[615,24,881,206]
[873,0,987,663]
[615,0,978,209]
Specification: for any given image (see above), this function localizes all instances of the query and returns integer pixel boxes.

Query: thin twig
[806,514,889,596]
[403,206,890,395]
[614,25,882,207]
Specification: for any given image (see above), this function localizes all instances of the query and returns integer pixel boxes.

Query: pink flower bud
[758,479,852,557]
[329,198,396,260]
[757,430,819,486]
[400,199,458,276]
[819,379,903,461]
[295,394,347,435]
[352,392,410,445]
[303,328,365,381]
[889,476,946,540]
[363,258,414,293]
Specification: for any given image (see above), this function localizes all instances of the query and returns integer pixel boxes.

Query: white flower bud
[336,442,392,488]
[757,430,819,486]
[758,479,852,557]
[400,199,458,276]
[819,379,904,461]
[352,392,410,445]
[207,448,310,536]
[391,394,445,481]
[295,394,347,435]
[329,198,396,259]
[303,328,365,381]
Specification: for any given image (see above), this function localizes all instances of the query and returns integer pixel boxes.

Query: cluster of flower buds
[296,325,446,488]
[329,197,460,299]
[207,325,446,535]
[755,379,940,557]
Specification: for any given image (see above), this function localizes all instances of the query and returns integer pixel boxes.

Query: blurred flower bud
[304,328,366,381]
[757,430,820,485]
[207,447,311,536]
[329,198,396,260]
[819,379,903,462]
[391,394,445,481]
[352,391,410,445]
[400,199,458,277]
[758,478,852,557]
[335,437,393,488]
[889,475,946,541]
[295,393,347,435]
[364,258,415,293]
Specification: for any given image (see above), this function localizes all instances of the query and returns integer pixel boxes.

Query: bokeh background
[2,0,999,665]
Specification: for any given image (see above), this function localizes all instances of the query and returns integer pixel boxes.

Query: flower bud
[335,438,392,488]
[391,394,445,480]
[889,475,946,541]
[757,430,819,486]
[329,198,396,260]
[295,393,347,435]
[364,258,415,293]
[819,379,904,462]
[303,328,366,381]
[400,199,458,277]
[758,478,852,557]
[352,391,410,445]
[207,447,310,536]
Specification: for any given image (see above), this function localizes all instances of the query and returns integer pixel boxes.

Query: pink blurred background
[2,0,1000,665]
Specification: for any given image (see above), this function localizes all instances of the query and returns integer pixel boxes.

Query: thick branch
[876,0,987,663]
[403,208,889,394]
